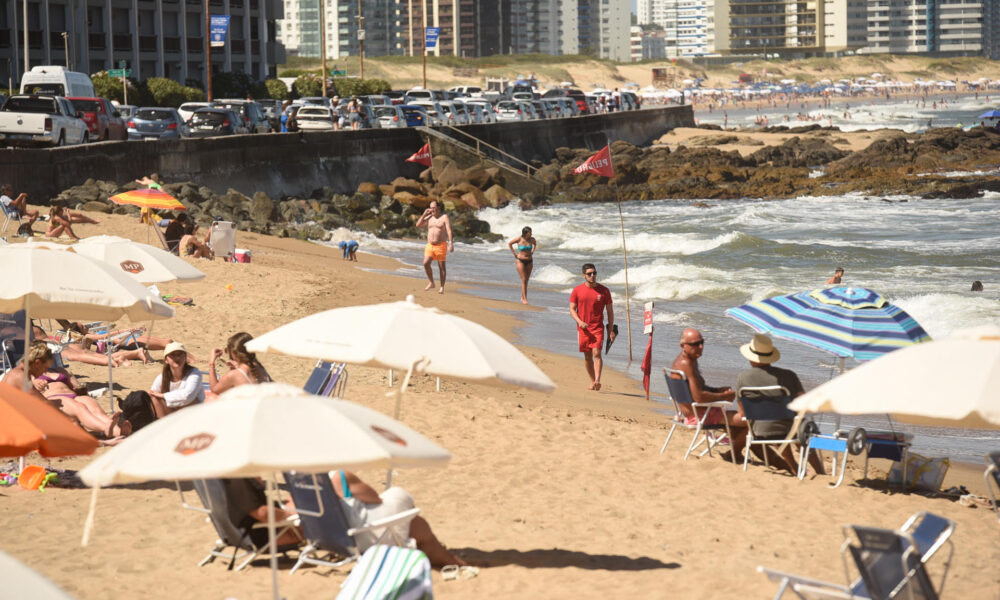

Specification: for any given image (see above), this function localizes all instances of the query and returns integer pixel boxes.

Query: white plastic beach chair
[659,368,736,464]
[1,202,22,234]
[986,451,1000,524]
[208,221,236,262]
[737,385,797,472]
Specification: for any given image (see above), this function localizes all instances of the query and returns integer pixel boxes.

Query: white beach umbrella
[789,325,1000,430]
[72,235,205,284]
[79,382,450,600]
[246,295,556,412]
[0,550,74,600]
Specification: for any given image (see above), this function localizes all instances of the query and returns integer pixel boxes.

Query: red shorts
[683,407,725,426]
[578,325,605,352]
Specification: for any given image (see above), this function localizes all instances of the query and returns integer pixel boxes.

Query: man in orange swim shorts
[416,201,454,294]
[569,263,615,391]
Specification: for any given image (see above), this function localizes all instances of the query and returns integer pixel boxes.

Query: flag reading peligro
[406,143,432,167]
[573,145,614,178]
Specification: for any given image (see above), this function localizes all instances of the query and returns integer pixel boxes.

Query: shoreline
[3,199,997,598]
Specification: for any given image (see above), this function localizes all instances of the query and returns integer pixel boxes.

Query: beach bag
[16,222,33,237]
[337,545,433,600]
[118,391,157,432]
[888,453,950,492]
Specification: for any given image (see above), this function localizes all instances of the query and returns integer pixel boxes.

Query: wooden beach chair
[759,511,955,600]
[659,368,736,464]
[179,478,301,571]
[736,385,797,472]
[283,471,419,575]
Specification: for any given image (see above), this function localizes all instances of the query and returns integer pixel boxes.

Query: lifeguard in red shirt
[569,263,616,391]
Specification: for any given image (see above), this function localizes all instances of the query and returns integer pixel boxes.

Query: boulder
[434,161,467,189]
[389,177,425,196]
[459,187,488,209]
[392,191,433,210]
[357,182,380,196]
[483,184,515,208]
[464,165,496,188]
[249,191,274,224]
[82,201,112,213]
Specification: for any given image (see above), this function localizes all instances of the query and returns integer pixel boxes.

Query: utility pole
[356,0,364,79]
[421,0,426,89]
[205,0,213,100]
[61,32,69,67]
[320,0,327,97]
[23,0,28,76]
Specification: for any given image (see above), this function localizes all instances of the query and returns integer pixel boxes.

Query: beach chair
[986,451,1000,523]
[736,385,797,472]
[179,478,301,571]
[1,202,22,234]
[759,511,955,600]
[208,221,236,262]
[659,368,736,464]
[302,360,349,399]
[283,471,419,575]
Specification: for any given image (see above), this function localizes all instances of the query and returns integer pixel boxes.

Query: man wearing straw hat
[735,334,825,475]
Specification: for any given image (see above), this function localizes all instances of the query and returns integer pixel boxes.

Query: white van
[20,66,96,98]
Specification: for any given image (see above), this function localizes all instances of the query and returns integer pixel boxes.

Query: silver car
[495,100,526,122]
[466,100,497,124]
[372,105,408,128]
[295,106,337,131]
[127,107,189,140]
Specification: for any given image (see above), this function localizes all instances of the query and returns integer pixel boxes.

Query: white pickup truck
[0,94,90,147]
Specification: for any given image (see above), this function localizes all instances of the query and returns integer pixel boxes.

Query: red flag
[573,144,614,178]
[406,143,432,167]
[641,333,653,396]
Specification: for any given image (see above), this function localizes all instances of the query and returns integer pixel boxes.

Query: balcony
[28,30,43,49]
[187,37,204,53]
[140,35,157,51]
[231,39,245,52]
[113,34,131,49]
[88,33,106,49]
[164,36,181,51]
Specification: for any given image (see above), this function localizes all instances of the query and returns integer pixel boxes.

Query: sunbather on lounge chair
[37,365,130,439]
[330,470,474,569]
[34,325,151,367]
[207,332,272,400]
[57,320,171,354]
[227,478,304,547]
[1,341,129,441]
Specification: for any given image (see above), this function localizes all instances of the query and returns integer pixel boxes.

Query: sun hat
[164,341,187,357]
[740,334,781,364]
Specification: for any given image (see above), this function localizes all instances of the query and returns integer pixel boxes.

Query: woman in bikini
[206,332,271,400]
[34,324,151,367]
[45,205,81,240]
[508,226,538,305]
[1,341,129,440]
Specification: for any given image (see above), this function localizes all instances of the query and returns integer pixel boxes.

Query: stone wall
[0,105,693,201]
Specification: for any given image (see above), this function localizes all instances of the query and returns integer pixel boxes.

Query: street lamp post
[421,0,426,89]
[205,0,213,100]
[61,32,69,68]
[23,0,29,76]
[356,0,364,80]
[320,0,327,97]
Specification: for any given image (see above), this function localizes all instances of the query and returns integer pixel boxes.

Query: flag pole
[606,139,633,361]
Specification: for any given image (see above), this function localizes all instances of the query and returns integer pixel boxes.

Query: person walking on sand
[570,263,615,391]
[416,201,453,294]
[825,267,844,285]
[508,226,537,304]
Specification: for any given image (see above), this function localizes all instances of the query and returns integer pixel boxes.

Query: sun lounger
[179,478,301,571]
[302,360,349,399]
[759,511,955,600]
[659,368,736,464]
[283,471,419,575]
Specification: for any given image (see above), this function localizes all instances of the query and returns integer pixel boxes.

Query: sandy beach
[2,210,998,599]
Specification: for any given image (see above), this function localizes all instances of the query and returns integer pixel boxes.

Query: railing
[89,33,106,49]
[163,36,181,51]
[140,35,157,52]
[113,34,131,49]
[438,125,537,177]
[187,37,203,53]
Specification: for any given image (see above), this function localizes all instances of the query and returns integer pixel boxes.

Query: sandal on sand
[441,565,479,581]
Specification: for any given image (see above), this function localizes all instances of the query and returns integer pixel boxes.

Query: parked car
[465,103,488,125]
[439,101,469,125]
[448,85,483,97]
[372,105,410,129]
[213,99,269,133]
[256,98,282,131]
[520,101,541,120]
[178,101,214,123]
[557,97,581,116]
[542,87,589,115]
[451,99,477,124]
[364,94,391,106]
[186,107,247,137]
[495,100,526,122]
[67,97,127,141]
[541,99,566,119]
[465,99,497,124]
[399,105,429,127]
[531,100,554,120]
[116,104,138,120]
[298,96,332,108]
[621,90,641,110]
[410,101,447,126]
[295,106,337,131]
[127,107,189,140]
[0,94,89,147]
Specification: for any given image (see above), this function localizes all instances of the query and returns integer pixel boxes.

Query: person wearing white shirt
[1,183,39,226]
[148,341,204,418]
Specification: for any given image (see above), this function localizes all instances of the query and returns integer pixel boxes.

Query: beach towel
[336,545,433,600]
[162,294,194,306]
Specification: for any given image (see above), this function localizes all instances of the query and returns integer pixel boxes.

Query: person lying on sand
[1,341,130,443]
[35,325,152,367]
[56,320,172,354]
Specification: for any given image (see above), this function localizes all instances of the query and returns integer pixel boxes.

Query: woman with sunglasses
[148,341,204,418]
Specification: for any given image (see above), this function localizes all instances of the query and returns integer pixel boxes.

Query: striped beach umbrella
[110,188,185,211]
[725,286,930,362]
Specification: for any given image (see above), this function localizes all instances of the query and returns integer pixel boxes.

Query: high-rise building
[861,0,995,56]
[2,0,285,87]
[281,0,401,59]
[636,0,710,57]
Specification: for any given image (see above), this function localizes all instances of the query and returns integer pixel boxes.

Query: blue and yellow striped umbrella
[726,287,931,362]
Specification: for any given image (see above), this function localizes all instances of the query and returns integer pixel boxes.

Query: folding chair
[284,471,419,575]
[302,360,349,399]
[986,451,1000,524]
[1,202,22,234]
[659,368,736,464]
[209,221,237,262]
[736,385,796,472]
[178,478,301,571]
[759,511,955,600]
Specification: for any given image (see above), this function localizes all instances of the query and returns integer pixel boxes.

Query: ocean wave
[893,292,1000,339]
[556,230,745,256]
[533,264,577,285]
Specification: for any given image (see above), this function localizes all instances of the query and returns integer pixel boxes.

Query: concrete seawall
[0,105,693,200]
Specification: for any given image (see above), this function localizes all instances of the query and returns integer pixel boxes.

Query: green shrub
[265,78,290,100]
[333,78,391,97]
[146,77,189,107]
[293,73,323,97]
[91,72,139,104]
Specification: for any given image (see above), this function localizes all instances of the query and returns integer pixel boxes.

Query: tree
[91,72,139,104]
[146,77,190,107]
[265,78,290,100]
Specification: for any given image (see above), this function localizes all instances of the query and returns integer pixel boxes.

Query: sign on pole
[210,15,231,48]
[357,29,365,41]
[643,302,654,335]
[425,27,440,49]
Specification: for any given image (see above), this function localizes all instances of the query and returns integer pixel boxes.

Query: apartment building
[824,0,867,54]
[863,0,997,57]
[636,0,711,57]
[1,0,285,88]
[281,0,401,59]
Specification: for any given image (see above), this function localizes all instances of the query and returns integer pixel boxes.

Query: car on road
[116,104,138,120]
[410,100,447,126]
[178,101,213,122]
[372,105,417,128]
[67,97,127,141]
[213,99,269,133]
[542,87,589,115]
[495,100,526,122]
[0,94,90,147]
[186,107,247,137]
[295,106,337,131]
[127,107,189,140]
[256,98,282,131]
